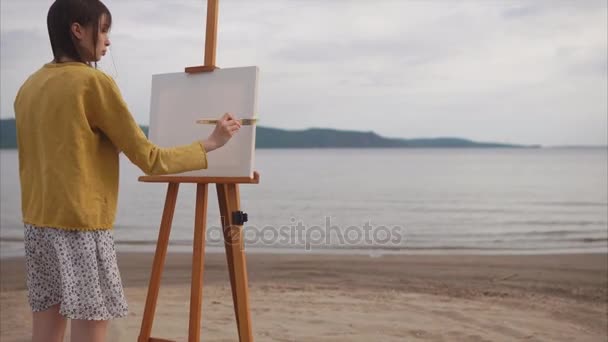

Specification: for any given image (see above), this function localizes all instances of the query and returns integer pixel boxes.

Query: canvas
[148,66,259,177]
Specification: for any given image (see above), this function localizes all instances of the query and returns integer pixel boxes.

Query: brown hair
[47,0,112,64]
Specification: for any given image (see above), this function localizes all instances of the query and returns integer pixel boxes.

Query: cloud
[1,0,606,145]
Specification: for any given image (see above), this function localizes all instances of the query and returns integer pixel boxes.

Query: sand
[1,252,606,341]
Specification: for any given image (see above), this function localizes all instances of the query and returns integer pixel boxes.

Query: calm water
[1,148,607,257]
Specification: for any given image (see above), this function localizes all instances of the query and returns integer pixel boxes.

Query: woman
[14,0,240,340]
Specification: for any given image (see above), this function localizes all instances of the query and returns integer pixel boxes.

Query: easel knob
[232,211,248,225]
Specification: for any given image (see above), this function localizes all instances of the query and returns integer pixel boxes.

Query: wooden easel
[137,1,256,341]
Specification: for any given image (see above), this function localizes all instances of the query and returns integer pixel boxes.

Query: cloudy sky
[1,0,606,146]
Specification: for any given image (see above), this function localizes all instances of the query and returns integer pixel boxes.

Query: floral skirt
[23,224,129,320]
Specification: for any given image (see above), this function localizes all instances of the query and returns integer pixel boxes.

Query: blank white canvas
[148,66,259,177]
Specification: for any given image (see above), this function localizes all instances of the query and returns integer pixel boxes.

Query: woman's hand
[201,113,241,152]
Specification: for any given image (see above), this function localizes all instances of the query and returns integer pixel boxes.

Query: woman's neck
[55,56,83,63]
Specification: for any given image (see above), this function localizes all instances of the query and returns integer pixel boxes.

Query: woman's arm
[86,73,240,175]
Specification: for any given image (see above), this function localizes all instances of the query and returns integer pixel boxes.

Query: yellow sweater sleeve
[87,72,208,175]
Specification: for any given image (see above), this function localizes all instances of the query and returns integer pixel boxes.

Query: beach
[1,252,606,341]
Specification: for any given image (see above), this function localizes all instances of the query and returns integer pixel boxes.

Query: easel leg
[138,183,180,342]
[216,184,240,329]
[217,183,254,342]
[188,183,209,342]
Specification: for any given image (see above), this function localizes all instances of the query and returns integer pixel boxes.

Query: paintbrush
[195,118,258,125]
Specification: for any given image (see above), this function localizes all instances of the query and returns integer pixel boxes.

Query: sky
[1,0,607,146]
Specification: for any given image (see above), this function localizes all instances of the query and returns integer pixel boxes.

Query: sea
[1,148,607,258]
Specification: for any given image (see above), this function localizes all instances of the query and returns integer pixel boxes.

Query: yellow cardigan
[14,62,207,231]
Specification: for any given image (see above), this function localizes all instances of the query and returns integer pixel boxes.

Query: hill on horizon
[0,118,539,149]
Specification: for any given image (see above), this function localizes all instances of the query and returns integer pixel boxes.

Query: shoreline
[1,239,607,259]
[3,252,607,303]
[4,252,606,297]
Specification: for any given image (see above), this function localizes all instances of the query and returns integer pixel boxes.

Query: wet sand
[1,252,606,341]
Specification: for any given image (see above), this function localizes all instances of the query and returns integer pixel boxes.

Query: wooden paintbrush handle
[196,118,258,125]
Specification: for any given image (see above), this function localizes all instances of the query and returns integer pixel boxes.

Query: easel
[137,1,256,341]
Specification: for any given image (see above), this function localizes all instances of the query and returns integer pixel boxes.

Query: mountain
[0,119,17,149]
[0,118,539,149]
[251,126,538,148]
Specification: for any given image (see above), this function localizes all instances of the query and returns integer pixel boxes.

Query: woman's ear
[70,22,84,40]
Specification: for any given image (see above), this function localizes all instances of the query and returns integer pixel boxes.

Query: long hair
[47,0,112,64]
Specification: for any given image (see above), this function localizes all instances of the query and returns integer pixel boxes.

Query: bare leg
[70,319,109,342]
[32,304,68,342]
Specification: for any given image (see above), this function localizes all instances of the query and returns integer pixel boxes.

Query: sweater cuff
[196,141,209,169]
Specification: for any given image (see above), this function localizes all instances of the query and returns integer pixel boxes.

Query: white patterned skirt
[23,224,129,320]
